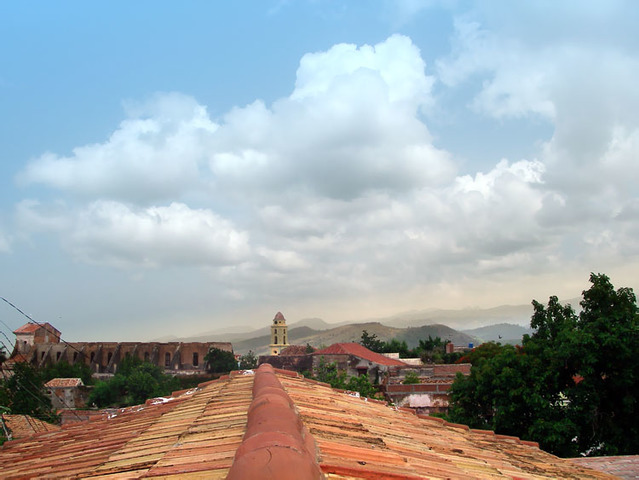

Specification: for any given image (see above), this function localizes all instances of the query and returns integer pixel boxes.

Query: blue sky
[1,1,638,342]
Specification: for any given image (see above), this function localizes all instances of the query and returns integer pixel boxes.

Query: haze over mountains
[154,302,541,355]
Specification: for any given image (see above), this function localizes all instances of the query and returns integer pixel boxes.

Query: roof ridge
[226,364,324,480]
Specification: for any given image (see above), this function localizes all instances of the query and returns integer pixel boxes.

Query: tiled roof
[0,365,615,479]
[13,323,41,334]
[274,311,285,321]
[313,342,408,367]
[1,414,61,439]
[280,345,313,355]
[571,455,639,479]
[45,378,84,388]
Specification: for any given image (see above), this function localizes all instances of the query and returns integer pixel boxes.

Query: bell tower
[269,311,289,355]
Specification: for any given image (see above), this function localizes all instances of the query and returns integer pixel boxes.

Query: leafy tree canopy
[448,273,639,457]
[88,357,180,408]
[204,347,237,374]
[0,362,58,423]
[238,350,258,370]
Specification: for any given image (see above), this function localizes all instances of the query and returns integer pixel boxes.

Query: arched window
[56,352,61,361]
[283,335,286,344]
[107,352,113,364]
[90,352,95,363]
[192,352,199,367]
[165,352,171,367]
[144,352,150,362]
[274,335,278,344]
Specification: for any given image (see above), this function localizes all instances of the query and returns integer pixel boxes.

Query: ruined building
[7,322,233,375]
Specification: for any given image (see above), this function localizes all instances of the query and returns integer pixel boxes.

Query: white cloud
[10,24,639,321]
[17,200,249,269]
[18,93,217,203]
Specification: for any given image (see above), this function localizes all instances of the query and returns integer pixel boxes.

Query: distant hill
[462,323,533,345]
[377,304,535,330]
[231,322,477,355]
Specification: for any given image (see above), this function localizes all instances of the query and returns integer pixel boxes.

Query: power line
[0,296,87,360]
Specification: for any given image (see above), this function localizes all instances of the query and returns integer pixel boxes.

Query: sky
[1,1,638,342]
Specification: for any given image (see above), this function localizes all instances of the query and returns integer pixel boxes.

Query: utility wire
[1,296,87,360]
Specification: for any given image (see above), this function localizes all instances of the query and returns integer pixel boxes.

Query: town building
[0,363,622,479]
[5,322,233,376]
[44,378,90,410]
[269,311,289,355]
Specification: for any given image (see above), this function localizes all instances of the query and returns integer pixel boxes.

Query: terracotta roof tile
[313,342,408,367]
[45,377,84,388]
[571,455,639,479]
[1,414,61,439]
[0,365,617,479]
[280,345,313,355]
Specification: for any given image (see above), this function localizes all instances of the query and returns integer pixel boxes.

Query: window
[165,352,171,367]
[107,352,113,364]
[73,352,78,362]
[274,329,277,335]
[144,352,150,362]
[56,352,61,361]
[90,352,95,363]
[41,351,45,360]
[274,335,278,344]
[192,352,199,367]
[283,335,286,344]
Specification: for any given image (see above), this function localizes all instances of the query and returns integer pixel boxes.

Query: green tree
[448,274,639,457]
[239,350,258,370]
[360,330,384,352]
[402,371,420,384]
[314,357,346,389]
[204,347,237,374]
[0,362,58,423]
[87,360,180,408]
[42,360,93,385]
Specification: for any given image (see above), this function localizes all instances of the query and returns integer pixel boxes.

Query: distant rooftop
[313,342,407,367]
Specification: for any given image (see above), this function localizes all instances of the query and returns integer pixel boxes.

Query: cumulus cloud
[18,93,217,203]
[11,21,639,317]
[17,200,249,268]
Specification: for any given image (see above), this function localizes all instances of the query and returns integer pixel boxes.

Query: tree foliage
[314,356,378,398]
[0,362,58,423]
[42,360,93,386]
[448,274,639,457]
[204,347,237,374]
[88,357,180,408]
[238,350,258,370]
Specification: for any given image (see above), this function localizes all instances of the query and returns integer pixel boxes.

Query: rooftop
[313,342,408,367]
[45,378,84,388]
[0,364,621,479]
[1,414,61,440]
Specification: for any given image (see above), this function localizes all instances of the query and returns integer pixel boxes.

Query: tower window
[274,335,278,344]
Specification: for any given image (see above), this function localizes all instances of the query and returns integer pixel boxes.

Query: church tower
[269,311,289,355]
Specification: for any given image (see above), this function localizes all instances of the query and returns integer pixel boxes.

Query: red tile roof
[0,365,616,479]
[13,322,60,336]
[274,311,285,321]
[1,414,60,439]
[313,342,408,367]
[13,323,40,334]
[571,455,639,479]
[280,345,313,355]
[45,378,84,388]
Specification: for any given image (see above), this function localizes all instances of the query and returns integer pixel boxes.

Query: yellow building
[269,312,289,355]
